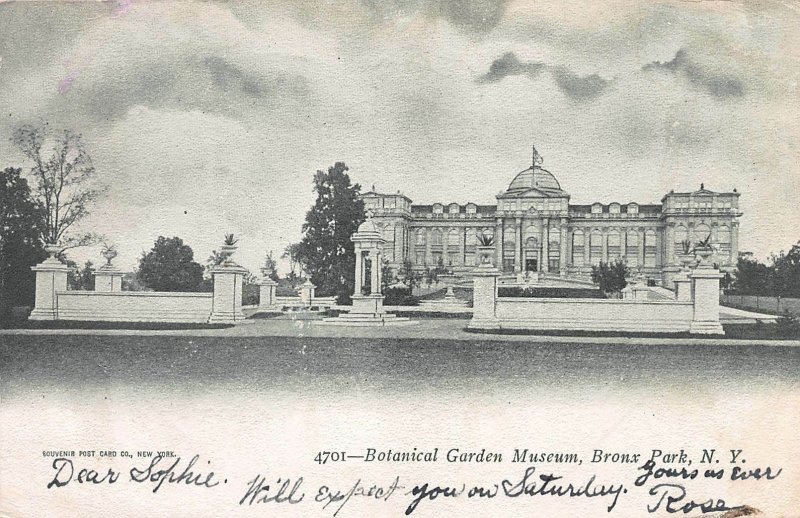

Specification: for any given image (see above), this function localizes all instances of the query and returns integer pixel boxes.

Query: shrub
[776,311,800,337]
[383,286,419,306]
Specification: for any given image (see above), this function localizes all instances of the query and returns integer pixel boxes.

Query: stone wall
[55,291,213,323]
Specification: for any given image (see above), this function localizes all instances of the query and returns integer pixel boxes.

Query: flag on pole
[532,144,543,166]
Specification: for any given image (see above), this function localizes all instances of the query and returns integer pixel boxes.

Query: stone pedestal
[29,251,71,321]
[258,278,278,310]
[690,267,724,335]
[351,293,386,316]
[94,265,123,292]
[299,279,316,306]
[468,265,501,330]
[208,264,248,324]
[675,272,692,302]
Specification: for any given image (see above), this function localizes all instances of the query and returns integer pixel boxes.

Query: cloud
[478,53,610,101]
[357,0,511,33]
[643,49,746,98]
[477,52,544,83]
[550,67,611,100]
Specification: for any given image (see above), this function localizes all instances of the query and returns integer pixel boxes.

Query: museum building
[361,151,741,286]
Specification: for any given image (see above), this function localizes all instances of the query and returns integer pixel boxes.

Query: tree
[295,162,365,304]
[772,242,800,298]
[733,253,773,295]
[397,259,423,293]
[11,125,104,250]
[137,236,205,292]
[67,260,95,291]
[262,251,279,281]
[0,167,47,316]
[591,260,629,296]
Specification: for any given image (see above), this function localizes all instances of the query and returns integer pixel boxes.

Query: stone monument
[322,213,412,326]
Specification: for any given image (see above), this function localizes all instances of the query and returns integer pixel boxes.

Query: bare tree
[11,125,104,250]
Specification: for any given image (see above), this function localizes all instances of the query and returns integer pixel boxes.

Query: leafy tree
[67,260,95,291]
[262,251,279,281]
[295,162,365,304]
[771,242,800,298]
[733,253,773,295]
[397,259,423,293]
[11,125,104,250]
[137,236,204,292]
[282,243,303,276]
[0,167,46,316]
[591,260,629,296]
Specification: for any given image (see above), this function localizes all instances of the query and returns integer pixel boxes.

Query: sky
[1,0,799,273]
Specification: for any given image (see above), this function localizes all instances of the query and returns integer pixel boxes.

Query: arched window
[415,229,426,246]
[549,227,561,247]
[447,229,459,247]
[607,230,621,261]
[693,224,711,243]
[626,230,639,267]
[572,230,585,266]
[431,229,444,246]
[448,203,460,214]
[503,226,516,245]
[674,225,688,260]
[590,230,603,265]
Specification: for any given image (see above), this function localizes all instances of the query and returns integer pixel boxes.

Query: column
[371,250,381,294]
[94,265,123,292]
[655,229,663,268]
[209,263,248,324]
[731,222,739,263]
[354,248,363,295]
[29,253,71,321]
[602,228,608,263]
[460,227,466,265]
[394,225,401,266]
[638,228,644,268]
[666,223,675,266]
[258,278,278,310]
[425,227,436,266]
[560,223,569,272]
[690,265,724,334]
[542,219,549,272]
[495,218,504,272]
[514,217,522,272]
[583,227,590,267]
[468,267,501,330]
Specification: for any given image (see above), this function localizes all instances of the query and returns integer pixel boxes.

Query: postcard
[1,1,798,516]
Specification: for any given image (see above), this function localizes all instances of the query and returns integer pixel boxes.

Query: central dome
[505,166,564,195]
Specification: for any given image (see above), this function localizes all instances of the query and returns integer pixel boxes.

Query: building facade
[361,153,741,286]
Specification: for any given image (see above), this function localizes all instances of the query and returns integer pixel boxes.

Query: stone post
[690,257,724,335]
[468,262,501,330]
[29,244,71,321]
[514,217,522,273]
[208,263,248,324]
[300,279,316,306]
[94,265,123,292]
[258,278,278,310]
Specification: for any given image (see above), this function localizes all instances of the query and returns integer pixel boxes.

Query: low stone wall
[55,291,213,323]
[494,298,693,333]
[721,295,800,316]
[469,260,724,334]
